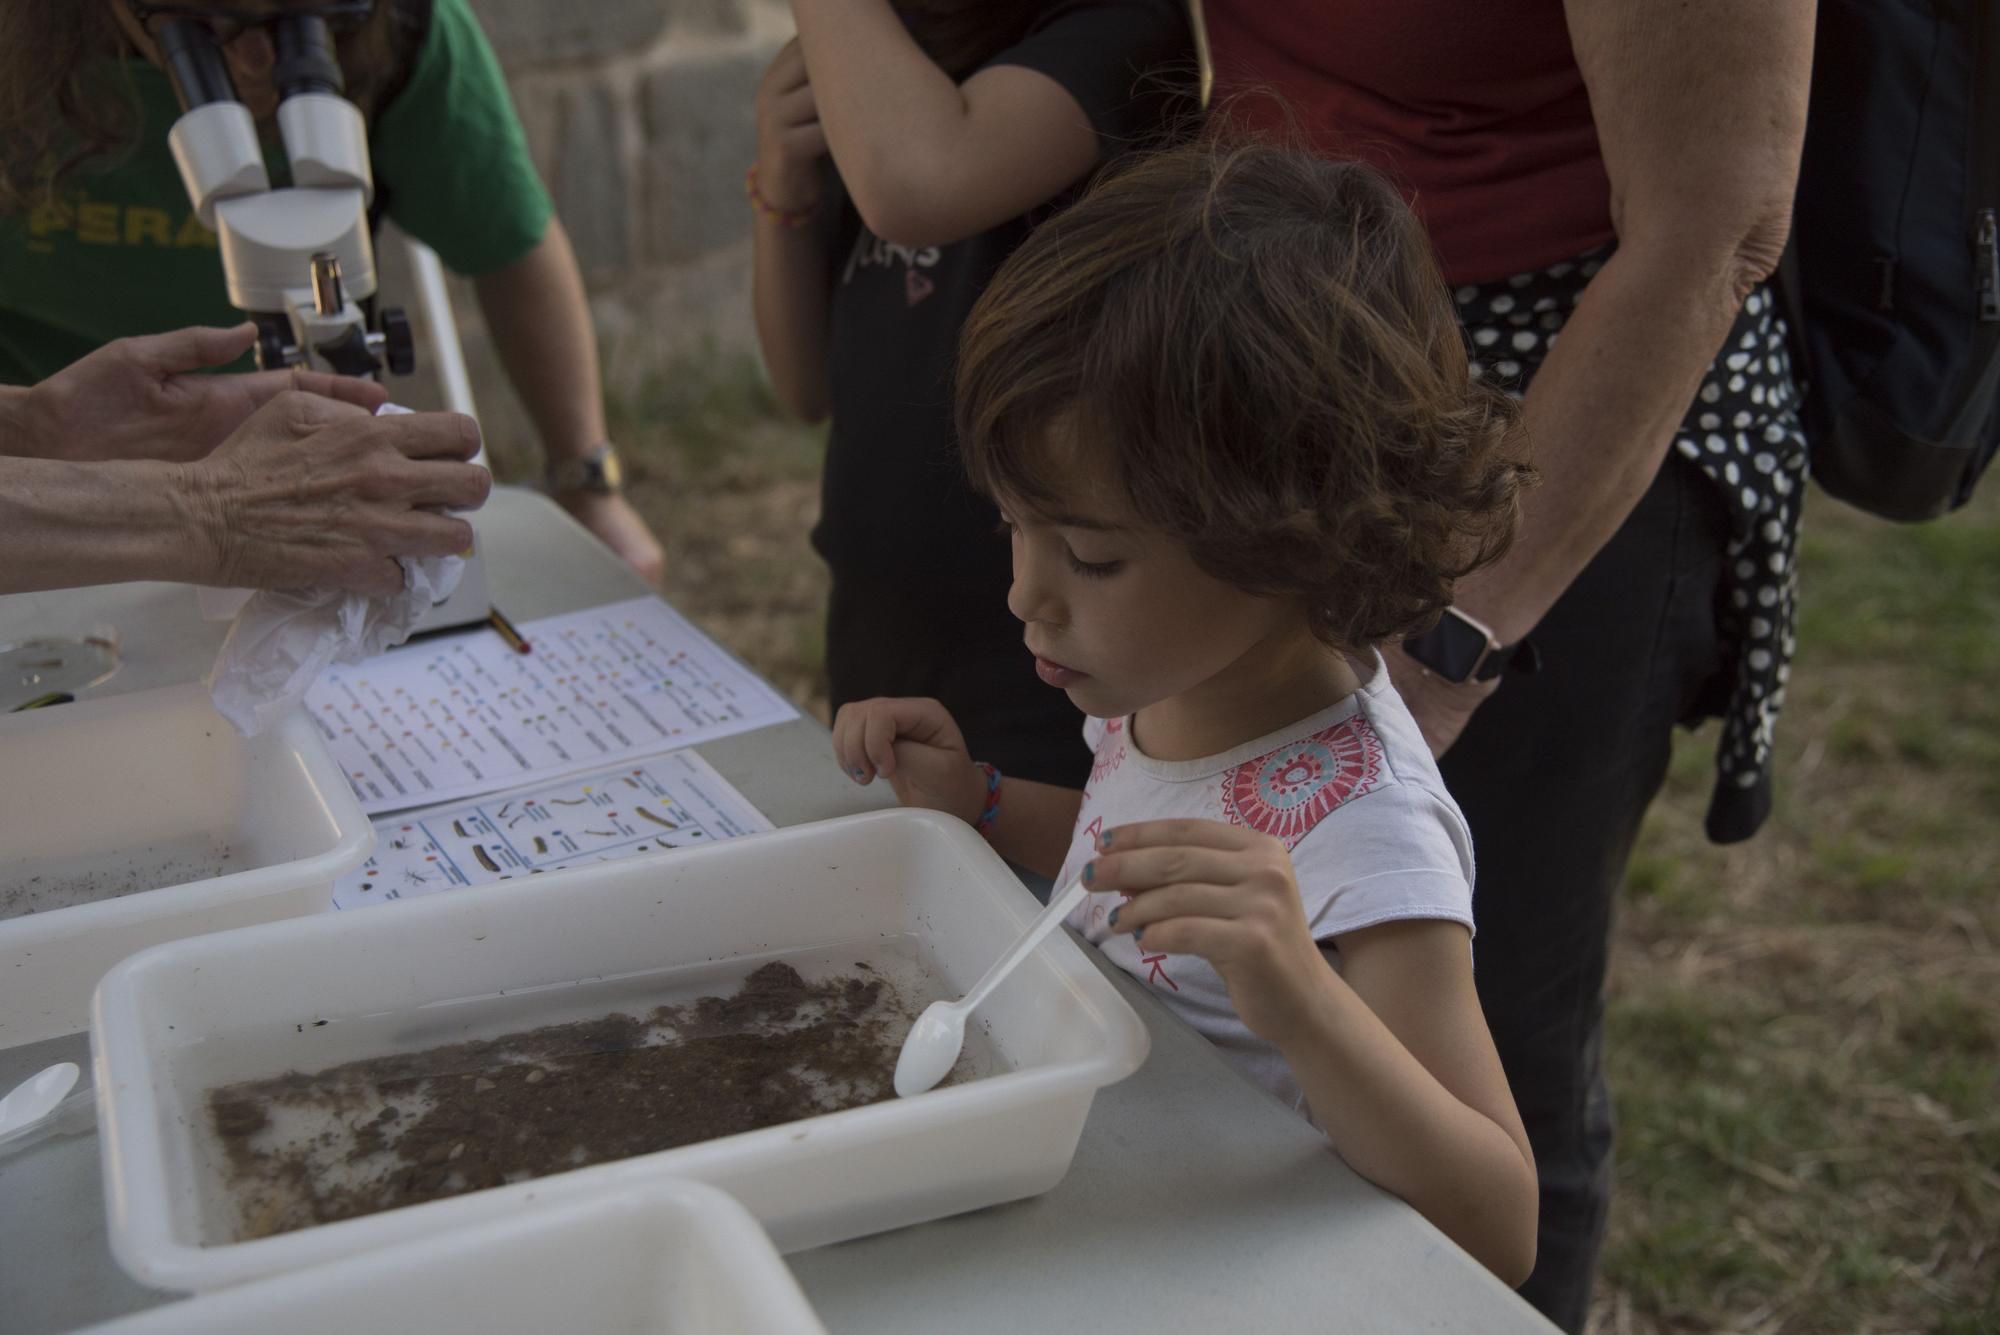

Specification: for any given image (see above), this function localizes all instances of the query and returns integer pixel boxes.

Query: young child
[832,138,1541,1283]
[751,0,1192,790]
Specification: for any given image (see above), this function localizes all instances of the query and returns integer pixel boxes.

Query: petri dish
[0,624,119,711]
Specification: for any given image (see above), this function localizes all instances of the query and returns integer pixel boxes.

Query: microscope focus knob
[381,308,416,377]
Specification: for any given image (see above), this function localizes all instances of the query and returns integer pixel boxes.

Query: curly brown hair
[956,134,1532,654]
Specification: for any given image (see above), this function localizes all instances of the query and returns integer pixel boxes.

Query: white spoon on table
[894,875,1092,1098]
[0,1061,95,1158]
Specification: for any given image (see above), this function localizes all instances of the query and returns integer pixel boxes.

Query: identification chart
[307,596,799,814]
[332,750,773,910]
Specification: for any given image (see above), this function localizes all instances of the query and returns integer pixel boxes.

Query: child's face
[996,455,1301,723]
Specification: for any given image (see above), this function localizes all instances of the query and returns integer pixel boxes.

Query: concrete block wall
[380,0,793,472]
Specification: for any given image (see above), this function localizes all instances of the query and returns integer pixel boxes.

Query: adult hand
[754,38,828,214]
[560,491,666,583]
[6,323,387,465]
[1381,643,1501,759]
[831,696,988,823]
[1088,819,1332,1046]
[178,391,489,595]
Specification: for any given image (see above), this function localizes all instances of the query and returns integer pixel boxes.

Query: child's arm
[832,697,1081,878]
[751,39,832,423]
[789,0,1103,247]
[1088,820,1539,1285]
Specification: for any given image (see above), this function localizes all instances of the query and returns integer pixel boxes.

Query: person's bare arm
[752,39,834,423]
[0,324,384,463]
[831,695,1083,876]
[1093,825,1537,1282]
[1391,0,1815,752]
[473,219,665,581]
[1286,920,1539,1283]
[789,0,1101,247]
[0,395,487,596]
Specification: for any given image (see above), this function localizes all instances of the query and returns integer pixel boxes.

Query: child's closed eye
[1065,548,1123,578]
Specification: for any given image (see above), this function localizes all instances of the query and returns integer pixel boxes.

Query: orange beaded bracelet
[745,164,818,228]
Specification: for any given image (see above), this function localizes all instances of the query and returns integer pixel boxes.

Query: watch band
[545,442,624,496]
[1402,606,1540,685]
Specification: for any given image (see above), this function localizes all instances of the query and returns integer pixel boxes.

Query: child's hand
[754,38,827,214]
[831,697,989,826]
[1089,820,1332,1045]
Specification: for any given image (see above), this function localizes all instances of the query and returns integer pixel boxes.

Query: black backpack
[1783,0,2000,522]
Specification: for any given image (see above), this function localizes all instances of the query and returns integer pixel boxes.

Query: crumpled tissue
[206,403,464,735]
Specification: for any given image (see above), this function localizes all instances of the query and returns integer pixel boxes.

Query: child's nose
[1006,553,1063,627]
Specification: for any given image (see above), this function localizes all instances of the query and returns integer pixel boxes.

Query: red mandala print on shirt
[1220,714,1385,850]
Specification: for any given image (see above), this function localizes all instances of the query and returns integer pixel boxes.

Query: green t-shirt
[0,0,552,384]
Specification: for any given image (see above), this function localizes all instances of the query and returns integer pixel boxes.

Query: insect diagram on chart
[331,750,772,909]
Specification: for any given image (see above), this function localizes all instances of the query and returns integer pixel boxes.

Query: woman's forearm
[1454,232,1778,645]
[751,213,832,423]
[0,457,211,593]
[1281,971,1539,1283]
[471,219,607,467]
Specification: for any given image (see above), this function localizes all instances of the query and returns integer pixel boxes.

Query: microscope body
[162,15,486,632]
[161,17,411,378]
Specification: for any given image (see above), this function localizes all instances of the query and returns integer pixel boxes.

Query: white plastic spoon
[895,875,1093,1098]
[0,1061,96,1158]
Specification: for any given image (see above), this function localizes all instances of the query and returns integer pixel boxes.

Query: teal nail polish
[1133,926,1145,945]
[1098,831,1114,849]
[1083,862,1095,885]
[1108,906,1119,928]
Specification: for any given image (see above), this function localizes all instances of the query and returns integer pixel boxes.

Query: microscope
[158,11,489,631]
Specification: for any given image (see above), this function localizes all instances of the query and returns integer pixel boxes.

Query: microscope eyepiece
[158,19,239,113]
[273,16,346,99]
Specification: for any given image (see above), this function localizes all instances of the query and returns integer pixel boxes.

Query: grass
[1600,481,2000,1334]
[600,362,1998,1333]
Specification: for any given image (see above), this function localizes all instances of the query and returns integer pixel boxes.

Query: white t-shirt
[1056,650,1475,1115]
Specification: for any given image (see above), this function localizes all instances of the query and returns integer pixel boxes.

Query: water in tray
[192,936,1002,1242]
[0,832,241,921]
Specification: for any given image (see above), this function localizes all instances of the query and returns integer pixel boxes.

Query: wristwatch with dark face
[545,442,624,497]
[1402,606,1541,685]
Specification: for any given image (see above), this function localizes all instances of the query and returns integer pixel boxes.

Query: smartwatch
[545,442,624,497]
[1402,607,1540,685]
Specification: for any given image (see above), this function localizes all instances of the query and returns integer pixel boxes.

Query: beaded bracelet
[972,761,1003,835]
[745,164,818,228]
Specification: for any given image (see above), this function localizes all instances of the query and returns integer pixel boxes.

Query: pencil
[489,607,532,655]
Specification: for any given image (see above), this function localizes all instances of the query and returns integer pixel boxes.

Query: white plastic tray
[0,683,372,1047]
[93,808,1149,1292]
[77,1180,827,1334]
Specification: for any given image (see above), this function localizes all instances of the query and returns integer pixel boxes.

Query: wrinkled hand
[560,490,665,583]
[178,391,489,595]
[831,696,988,824]
[754,38,827,213]
[1089,819,1331,1045]
[1381,643,1501,759]
[11,324,387,465]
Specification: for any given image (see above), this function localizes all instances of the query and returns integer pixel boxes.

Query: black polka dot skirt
[1454,246,1807,844]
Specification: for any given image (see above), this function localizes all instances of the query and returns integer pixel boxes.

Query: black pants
[825,572,1093,789]
[1443,456,1732,1332]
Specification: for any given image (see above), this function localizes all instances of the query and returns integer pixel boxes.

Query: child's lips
[1033,655,1087,688]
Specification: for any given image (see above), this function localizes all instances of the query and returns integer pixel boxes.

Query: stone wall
[381,0,792,470]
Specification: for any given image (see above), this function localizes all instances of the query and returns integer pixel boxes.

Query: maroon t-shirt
[1203,0,1615,285]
